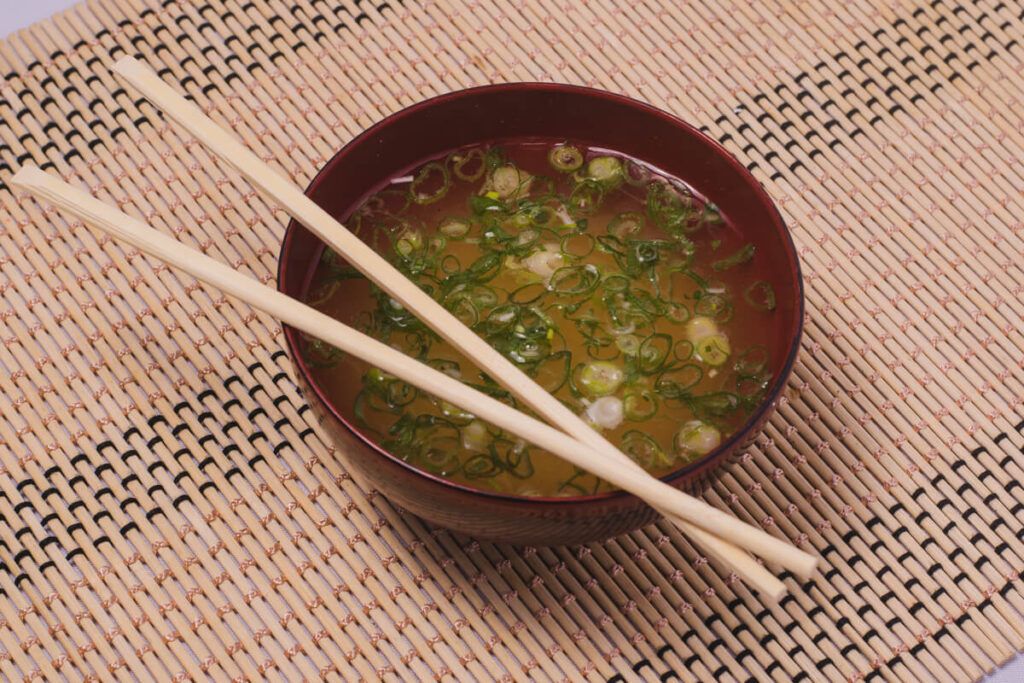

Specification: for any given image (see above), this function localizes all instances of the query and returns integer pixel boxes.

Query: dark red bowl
[279,84,803,546]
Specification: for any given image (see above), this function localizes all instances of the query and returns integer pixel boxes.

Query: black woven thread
[0,350,302,591]
[611,0,1024,679]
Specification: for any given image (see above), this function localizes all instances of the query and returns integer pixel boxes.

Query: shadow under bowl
[278,83,803,546]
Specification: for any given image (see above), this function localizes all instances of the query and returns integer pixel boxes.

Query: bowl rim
[279,81,804,507]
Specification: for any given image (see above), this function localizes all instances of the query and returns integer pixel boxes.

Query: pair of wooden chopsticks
[11,57,817,600]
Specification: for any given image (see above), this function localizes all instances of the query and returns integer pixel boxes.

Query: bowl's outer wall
[279,84,803,545]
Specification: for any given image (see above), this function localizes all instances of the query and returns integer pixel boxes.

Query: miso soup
[302,140,780,497]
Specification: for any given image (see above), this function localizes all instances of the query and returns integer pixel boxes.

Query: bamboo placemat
[0,0,1022,680]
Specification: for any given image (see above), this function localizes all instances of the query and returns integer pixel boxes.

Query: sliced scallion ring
[578,360,625,397]
[532,350,571,393]
[638,333,673,374]
[586,155,624,187]
[694,333,731,366]
[646,180,694,235]
[560,233,595,258]
[439,216,471,238]
[509,282,548,305]
[621,431,672,468]
[607,211,644,239]
[744,280,776,311]
[734,345,769,377]
[409,161,450,205]
[694,292,733,322]
[549,264,601,296]
[624,389,658,421]
[568,179,604,216]
[654,363,703,399]
[420,434,462,474]
[452,147,486,181]
[712,243,755,271]
[615,334,641,356]
[548,144,584,172]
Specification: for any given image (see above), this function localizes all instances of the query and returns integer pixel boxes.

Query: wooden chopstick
[12,165,811,594]
[109,56,817,589]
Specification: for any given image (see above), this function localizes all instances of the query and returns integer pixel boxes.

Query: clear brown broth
[302,139,781,496]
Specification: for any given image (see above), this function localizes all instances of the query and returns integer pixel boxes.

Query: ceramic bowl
[278,84,803,545]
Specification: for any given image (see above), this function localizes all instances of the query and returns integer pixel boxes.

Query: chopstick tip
[9,164,44,188]
[763,583,787,604]
[794,551,820,581]
[111,55,142,76]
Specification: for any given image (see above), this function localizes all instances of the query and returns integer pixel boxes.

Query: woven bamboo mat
[0,0,1022,680]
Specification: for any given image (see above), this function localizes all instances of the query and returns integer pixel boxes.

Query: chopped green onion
[482,303,518,331]
[674,420,721,459]
[484,146,507,173]
[666,302,690,323]
[463,453,501,479]
[744,280,776,311]
[685,316,718,342]
[526,204,557,228]
[615,334,641,355]
[394,228,423,257]
[301,334,344,368]
[586,156,624,187]
[548,144,584,172]
[596,234,624,256]
[673,339,694,362]
[694,292,733,322]
[420,437,461,475]
[509,282,548,305]
[305,279,340,307]
[452,147,486,181]
[683,391,741,418]
[503,441,535,478]
[448,297,479,326]
[621,431,672,468]
[520,245,566,280]
[532,350,571,393]
[469,194,505,215]
[557,468,590,496]
[702,202,723,224]
[549,264,601,297]
[488,164,532,199]
[461,420,491,453]
[579,361,625,397]
[624,389,658,421]
[385,379,417,407]
[638,333,672,374]
[439,216,471,238]
[427,359,462,378]
[568,179,604,216]
[607,211,644,239]
[584,396,625,430]
[646,180,694,235]
[694,333,731,366]
[601,273,631,292]
[626,288,666,316]
[409,162,450,204]
[654,363,703,399]
[712,243,755,271]
[440,254,461,275]
[734,345,769,377]
[560,233,595,258]
[623,159,648,186]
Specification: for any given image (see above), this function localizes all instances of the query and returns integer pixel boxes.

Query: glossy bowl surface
[279,83,803,545]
